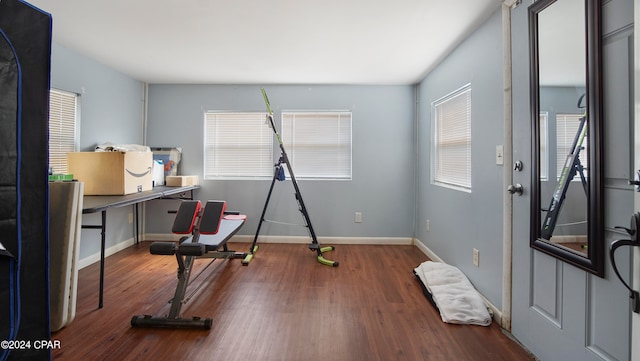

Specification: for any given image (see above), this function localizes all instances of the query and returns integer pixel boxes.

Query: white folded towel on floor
[414,261,492,326]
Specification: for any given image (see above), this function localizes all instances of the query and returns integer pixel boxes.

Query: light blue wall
[415,8,504,308]
[50,43,145,259]
[144,85,416,238]
[50,43,144,150]
[50,43,416,258]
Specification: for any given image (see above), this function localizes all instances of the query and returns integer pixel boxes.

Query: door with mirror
[530,0,604,276]
[508,0,635,359]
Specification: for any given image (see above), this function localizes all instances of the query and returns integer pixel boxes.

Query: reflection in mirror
[529,0,604,277]
[538,0,587,255]
[539,89,587,256]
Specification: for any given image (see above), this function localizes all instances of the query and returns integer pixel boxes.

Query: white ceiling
[27,0,503,85]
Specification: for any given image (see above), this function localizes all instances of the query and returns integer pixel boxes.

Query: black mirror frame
[529,0,604,277]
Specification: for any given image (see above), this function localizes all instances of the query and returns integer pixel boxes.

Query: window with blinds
[203,112,274,179]
[48,89,78,174]
[431,84,472,191]
[556,113,587,181]
[281,111,352,180]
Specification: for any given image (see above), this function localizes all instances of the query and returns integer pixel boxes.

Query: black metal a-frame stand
[540,114,588,240]
[242,88,338,267]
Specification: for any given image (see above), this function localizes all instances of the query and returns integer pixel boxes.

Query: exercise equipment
[244,88,338,267]
[541,95,588,240]
[131,200,247,329]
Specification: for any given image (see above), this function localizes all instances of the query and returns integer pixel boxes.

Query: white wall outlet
[426,219,430,232]
[355,212,362,223]
[473,248,480,267]
[128,212,134,224]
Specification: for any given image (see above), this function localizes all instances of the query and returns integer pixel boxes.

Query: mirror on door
[529,0,604,277]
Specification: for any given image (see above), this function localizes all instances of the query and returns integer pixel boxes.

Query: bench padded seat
[194,219,245,251]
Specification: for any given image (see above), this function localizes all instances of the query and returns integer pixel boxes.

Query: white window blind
[48,89,78,174]
[431,85,472,191]
[556,113,587,181]
[281,111,352,180]
[204,112,273,179]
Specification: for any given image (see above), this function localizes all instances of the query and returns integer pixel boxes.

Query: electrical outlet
[128,212,134,224]
[473,248,479,267]
[355,212,362,223]
[426,219,430,232]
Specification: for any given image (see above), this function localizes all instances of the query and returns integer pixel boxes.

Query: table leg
[134,203,139,244]
[99,210,106,308]
[81,212,107,309]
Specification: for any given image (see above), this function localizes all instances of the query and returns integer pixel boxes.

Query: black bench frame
[131,200,247,329]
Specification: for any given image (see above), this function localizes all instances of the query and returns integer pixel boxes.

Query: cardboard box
[67,152,153,195]
[165,175,199,187]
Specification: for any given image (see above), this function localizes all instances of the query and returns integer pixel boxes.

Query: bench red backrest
[171,200,202,234]
[199,201,227,235]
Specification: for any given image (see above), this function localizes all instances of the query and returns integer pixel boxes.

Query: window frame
[430,84,472,192]
[48,88,80,174]
[203,111,274,180]
[280,110,353,181]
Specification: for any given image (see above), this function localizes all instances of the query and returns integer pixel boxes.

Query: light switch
[496,145,504,165]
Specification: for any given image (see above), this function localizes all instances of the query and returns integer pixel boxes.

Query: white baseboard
[412,238,503,326]
[77,237,135,270]
[413,238,444,262]
[143,233,413,245]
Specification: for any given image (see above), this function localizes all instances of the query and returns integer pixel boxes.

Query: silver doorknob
[507,183,524,195]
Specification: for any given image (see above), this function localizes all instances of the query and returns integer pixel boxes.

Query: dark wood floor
[52,242,534,361]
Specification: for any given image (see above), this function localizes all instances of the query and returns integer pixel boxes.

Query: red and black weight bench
[131,200,247,330]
